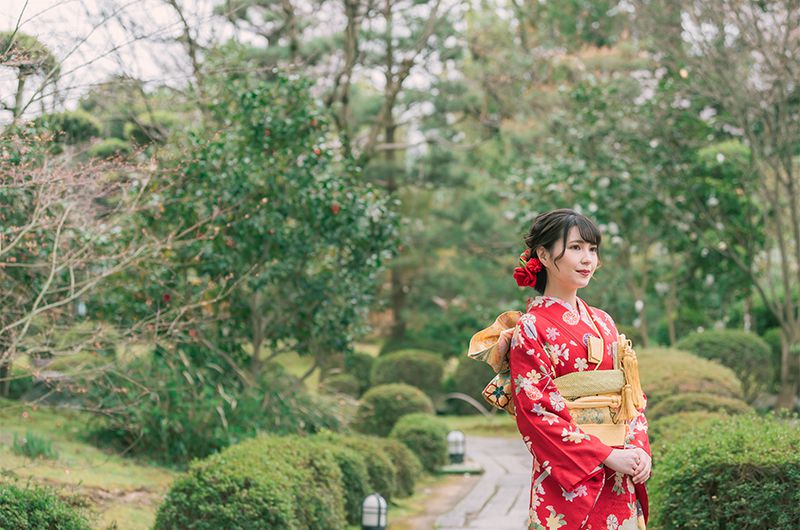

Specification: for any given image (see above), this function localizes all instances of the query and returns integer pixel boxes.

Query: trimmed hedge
[370,349,445,395]
[322,373,360,397]
[376,438,423,498]
[390,413,449,472]
[0,483,91,530]
[647,392,752,421]
[344,351,374,396]
[88,138,132,159]
[307,439,370,525]
[442,355,497,415]
[676,329,773,401]
[316,432,399,502]
[650,413,800,529]
[34,110,101,144]
[354,383,435,437]
[647,411,730,448]
[154,435,346,530]
[637,347,744,403]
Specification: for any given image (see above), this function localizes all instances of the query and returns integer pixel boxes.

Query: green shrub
[155,435,347,530]
[322,373,360,397]
[376,438,423,498]
[390,412,449,472]
[647,411,730,448]
[12,431,58,460]
[763,327,783,389]
[354,383,435,437]
[442,355,496,415]
[316,432,398,502]
[650,413,800,529]
[344,351,374,396]
[676,329,773,401]
[124,110,178,145]
[308,440,370,525]
[370,349,445,395]
[87,343,342,466]
[647,392,751,421]
[638,347,744,404]
[0,483,91,530]
[34,110,101,144]
[87,138,131,159]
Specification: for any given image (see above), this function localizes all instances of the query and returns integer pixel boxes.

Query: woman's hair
[524,209,602,294]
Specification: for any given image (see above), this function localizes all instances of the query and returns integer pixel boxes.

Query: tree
[0,31,59,124]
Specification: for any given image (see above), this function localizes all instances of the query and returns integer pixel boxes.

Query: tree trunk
[12,74,26,124]
[0,359,9,397]
[776,326,798,409]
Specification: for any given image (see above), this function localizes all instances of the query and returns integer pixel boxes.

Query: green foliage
[124,110,179,145]
[343,351,374,396]
[155,435,347,529]
[375,438,423,498]
[86,343,342,466]
[0,483,91,530]
[763,327,783,389]
[676,329,773,401]
[370,349,445,395]
[316,432,399,502]
[442,355,496,415]
[637,347,744,404]
[33,111,101,144]
[616,324,646,347]
[12,430,58,460]
[390,412,449,472]
[0,31,59,76]
[650,413,800,530]
[322,373,360,397]
[647,392,751,421]
[306,440,371,525]
[87,138,131,159]
[354,383,435,437]
[647,410,730,448]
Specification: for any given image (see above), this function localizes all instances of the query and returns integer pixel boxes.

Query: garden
[2,1,800,529]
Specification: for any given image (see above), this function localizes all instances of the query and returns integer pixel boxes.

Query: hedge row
[0,483,91,530]
[154,432,422,529]
[650,413,800,529]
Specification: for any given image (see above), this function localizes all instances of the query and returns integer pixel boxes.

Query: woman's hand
[602,448,640,476]
[496,328,514,355]
[630,447,652,484]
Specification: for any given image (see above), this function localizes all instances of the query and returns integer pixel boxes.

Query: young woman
[472,209,651,530]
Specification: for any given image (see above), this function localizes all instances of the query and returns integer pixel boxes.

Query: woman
[472,209,651,530]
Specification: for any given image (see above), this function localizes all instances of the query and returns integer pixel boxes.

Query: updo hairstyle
[524,209,602,294]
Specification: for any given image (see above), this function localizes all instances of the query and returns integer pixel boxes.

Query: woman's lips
[578,270,591,277]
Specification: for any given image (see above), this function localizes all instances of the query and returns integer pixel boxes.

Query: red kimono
[510,295,650,530]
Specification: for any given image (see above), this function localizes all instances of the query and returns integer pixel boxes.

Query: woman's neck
[543,284,579,310]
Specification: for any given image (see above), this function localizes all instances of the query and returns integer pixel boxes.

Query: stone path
[436,435,532,530]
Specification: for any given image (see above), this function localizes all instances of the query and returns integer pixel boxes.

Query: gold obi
[554,370,630,446]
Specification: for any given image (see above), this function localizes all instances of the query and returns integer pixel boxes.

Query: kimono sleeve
[509,313,613,492]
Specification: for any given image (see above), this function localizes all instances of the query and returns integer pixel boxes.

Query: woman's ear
[536,247,548,265]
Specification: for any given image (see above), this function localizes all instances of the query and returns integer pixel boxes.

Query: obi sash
[468,311,645,447]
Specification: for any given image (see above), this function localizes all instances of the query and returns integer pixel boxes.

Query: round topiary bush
[154,435,347,530]
[322,373,360,397]
[637,347,744,405]
[376,438,423,498]
[650,413,800,529]
[34,110,101,144]
[0,483,92,530]
[88,138,131,159]
[390,412,449,472]
[647,392,751,421]
[354,383,435,437]
[344,351,374,396]
[647,410,730,448]
[676,329,773,401]
[442,355,496,415]
[370,349,445,396]
[307,439,371,525]
[316,432,398,502]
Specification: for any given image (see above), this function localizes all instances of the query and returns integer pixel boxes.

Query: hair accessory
[513,250,543,287]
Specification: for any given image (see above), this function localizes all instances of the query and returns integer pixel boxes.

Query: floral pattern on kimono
[510,295,651,530]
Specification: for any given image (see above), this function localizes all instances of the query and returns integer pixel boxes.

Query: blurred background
[1,1,798,529]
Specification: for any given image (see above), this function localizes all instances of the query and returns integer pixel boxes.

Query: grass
[0,398,176,530]
[439,412,519,438]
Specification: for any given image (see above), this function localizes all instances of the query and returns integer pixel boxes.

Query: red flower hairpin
[513,249,543,287]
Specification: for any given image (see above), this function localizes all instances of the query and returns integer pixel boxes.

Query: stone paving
[436,435,532,530]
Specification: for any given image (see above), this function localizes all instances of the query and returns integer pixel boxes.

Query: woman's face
[537,225,598,290]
